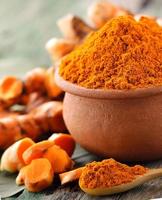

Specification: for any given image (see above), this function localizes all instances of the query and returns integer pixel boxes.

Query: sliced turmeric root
[16,158,54,192]
[48,133,76,156]
[59,167,84,185]
[43,145,73,173]
[1,138,34,172]
[22,140,54,165]
[44,66,63,98]
[0,76,23,107]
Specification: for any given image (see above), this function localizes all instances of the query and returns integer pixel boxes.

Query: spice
[79,159,147,189]
[60,16,162,90]
[16,158,54,192]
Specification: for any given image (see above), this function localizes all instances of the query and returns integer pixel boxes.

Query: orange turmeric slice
[22,140,54,165]
[43,145,74,173]
[0,76,23,101]
[1,138,35,172]
[48,133,76,156]
[16,158,54,192]
[44,66,63,98]
[59,167,84,185]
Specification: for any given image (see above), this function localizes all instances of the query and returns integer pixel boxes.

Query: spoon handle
[143,168,162,180]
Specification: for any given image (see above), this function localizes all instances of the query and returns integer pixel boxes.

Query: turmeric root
[48,133,75,157]
[46,38,76,61]
[43,145,73,173]
[0,76,23,108]
[57,14,93,42]
[31,101,66,133]
[25,92,49,113]
[44,67,63,98]
[24,68,46,94]
[0,110,19,118]
[22,140,54,165]
[16,114,41,140]
[88,1,117,28]
[0,117,23,149]
[16,158,54,192]
[59,167,84,185]
[1,138,34,172]
[88,1,131,29]
[0,101,66,149]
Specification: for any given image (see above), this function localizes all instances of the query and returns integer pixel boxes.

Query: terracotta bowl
[55,70,162,162]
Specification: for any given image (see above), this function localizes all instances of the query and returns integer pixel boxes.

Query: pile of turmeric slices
[0,133,76,192]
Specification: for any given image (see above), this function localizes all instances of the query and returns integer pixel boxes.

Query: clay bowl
[55,70,162,162]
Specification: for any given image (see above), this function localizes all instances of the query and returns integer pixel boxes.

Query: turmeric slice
[43,145,73,173]
[16,158,54,192]
[1,138,34,172]
[22,140,54,165]
[0,76,23,107]
[44,67,63,98]
[48,133,76,156]
[59,167,84,185]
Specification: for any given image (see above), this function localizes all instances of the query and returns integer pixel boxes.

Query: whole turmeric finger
[31,101,67,133]
[59,167,84,185]
[17,114,42,140]
[22,140,54,165]
[43,145,73,173]
[46,38,76,61]
[48,133,76,157]
[57,14,93,42]
[25,92,49,113]
[0,76,23,107]
[24,68,46,94]
[88,1,117,28]
[16,158,54,192]
[0,117,22,149]
[1,138,34,172]
[0,101,66,149]
[44,67,63,98]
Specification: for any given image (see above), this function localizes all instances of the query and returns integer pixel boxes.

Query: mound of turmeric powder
[79,159,147,189]
[60,16,162,90]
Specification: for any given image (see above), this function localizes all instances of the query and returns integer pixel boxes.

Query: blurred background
[0,0,161,77]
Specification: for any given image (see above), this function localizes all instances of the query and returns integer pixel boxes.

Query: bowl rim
[55,68,162,99]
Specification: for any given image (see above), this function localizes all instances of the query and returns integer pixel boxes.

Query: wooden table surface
[1,0,162,199]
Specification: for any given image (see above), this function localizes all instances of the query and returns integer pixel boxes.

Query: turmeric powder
[79,159,147,189]
[60,16,162,90]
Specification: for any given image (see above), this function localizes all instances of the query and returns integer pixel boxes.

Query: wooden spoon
[79,168,162,196]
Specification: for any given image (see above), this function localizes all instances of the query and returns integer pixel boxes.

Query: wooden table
[5,145,162,200]
[1,0,162,199]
